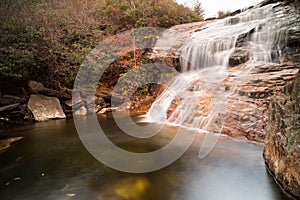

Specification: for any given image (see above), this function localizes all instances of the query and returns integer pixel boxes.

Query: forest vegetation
[0,0,203,93]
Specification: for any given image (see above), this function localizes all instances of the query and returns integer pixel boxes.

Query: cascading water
[147,3,297,136]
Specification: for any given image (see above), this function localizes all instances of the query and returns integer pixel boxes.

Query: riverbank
[0,115,291,200]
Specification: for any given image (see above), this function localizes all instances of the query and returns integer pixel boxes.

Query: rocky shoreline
[0,80,110,123]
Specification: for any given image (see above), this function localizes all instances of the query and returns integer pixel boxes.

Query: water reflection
[0,116,290,200]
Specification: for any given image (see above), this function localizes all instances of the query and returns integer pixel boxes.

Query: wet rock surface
[223,62,299,142]
[229,48,250,67]
[263,70,300,199]
[147,21,213,60]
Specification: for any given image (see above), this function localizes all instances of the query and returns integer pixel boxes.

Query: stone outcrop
[263,70,300,199]
[28,94,66,121]
[229,48,250,67]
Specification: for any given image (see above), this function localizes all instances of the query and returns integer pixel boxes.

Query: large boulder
[263,70,300,198]
[28,94,66,121]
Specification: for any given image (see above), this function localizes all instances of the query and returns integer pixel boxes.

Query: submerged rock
[97,177,150,200]
[263,71,300,198]
[74,106,87,116]
[0,137,23,153]
[28,94,66,121]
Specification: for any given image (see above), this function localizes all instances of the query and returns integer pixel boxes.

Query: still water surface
[0,115,290,200]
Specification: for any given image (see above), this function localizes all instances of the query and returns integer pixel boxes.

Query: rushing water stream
[148,2,298,130]
[147,2,299,158]
[0,116,291,200]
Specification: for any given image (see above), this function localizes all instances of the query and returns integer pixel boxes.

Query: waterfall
[147,2,297,135]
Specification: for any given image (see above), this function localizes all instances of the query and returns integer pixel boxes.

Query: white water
[147,3,297,135]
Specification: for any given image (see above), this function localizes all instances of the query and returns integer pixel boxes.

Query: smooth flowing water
[179,3,291,71]
[0,116,291,200]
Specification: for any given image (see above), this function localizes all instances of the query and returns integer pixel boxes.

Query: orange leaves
[117,49,143,66]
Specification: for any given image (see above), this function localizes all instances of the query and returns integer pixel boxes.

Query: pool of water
[0,115,290,200]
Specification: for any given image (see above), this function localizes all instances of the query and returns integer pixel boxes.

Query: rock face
[222,62,299,142]
[263,70,300,198]
[229,48,250,67]
[28,94,66,121]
